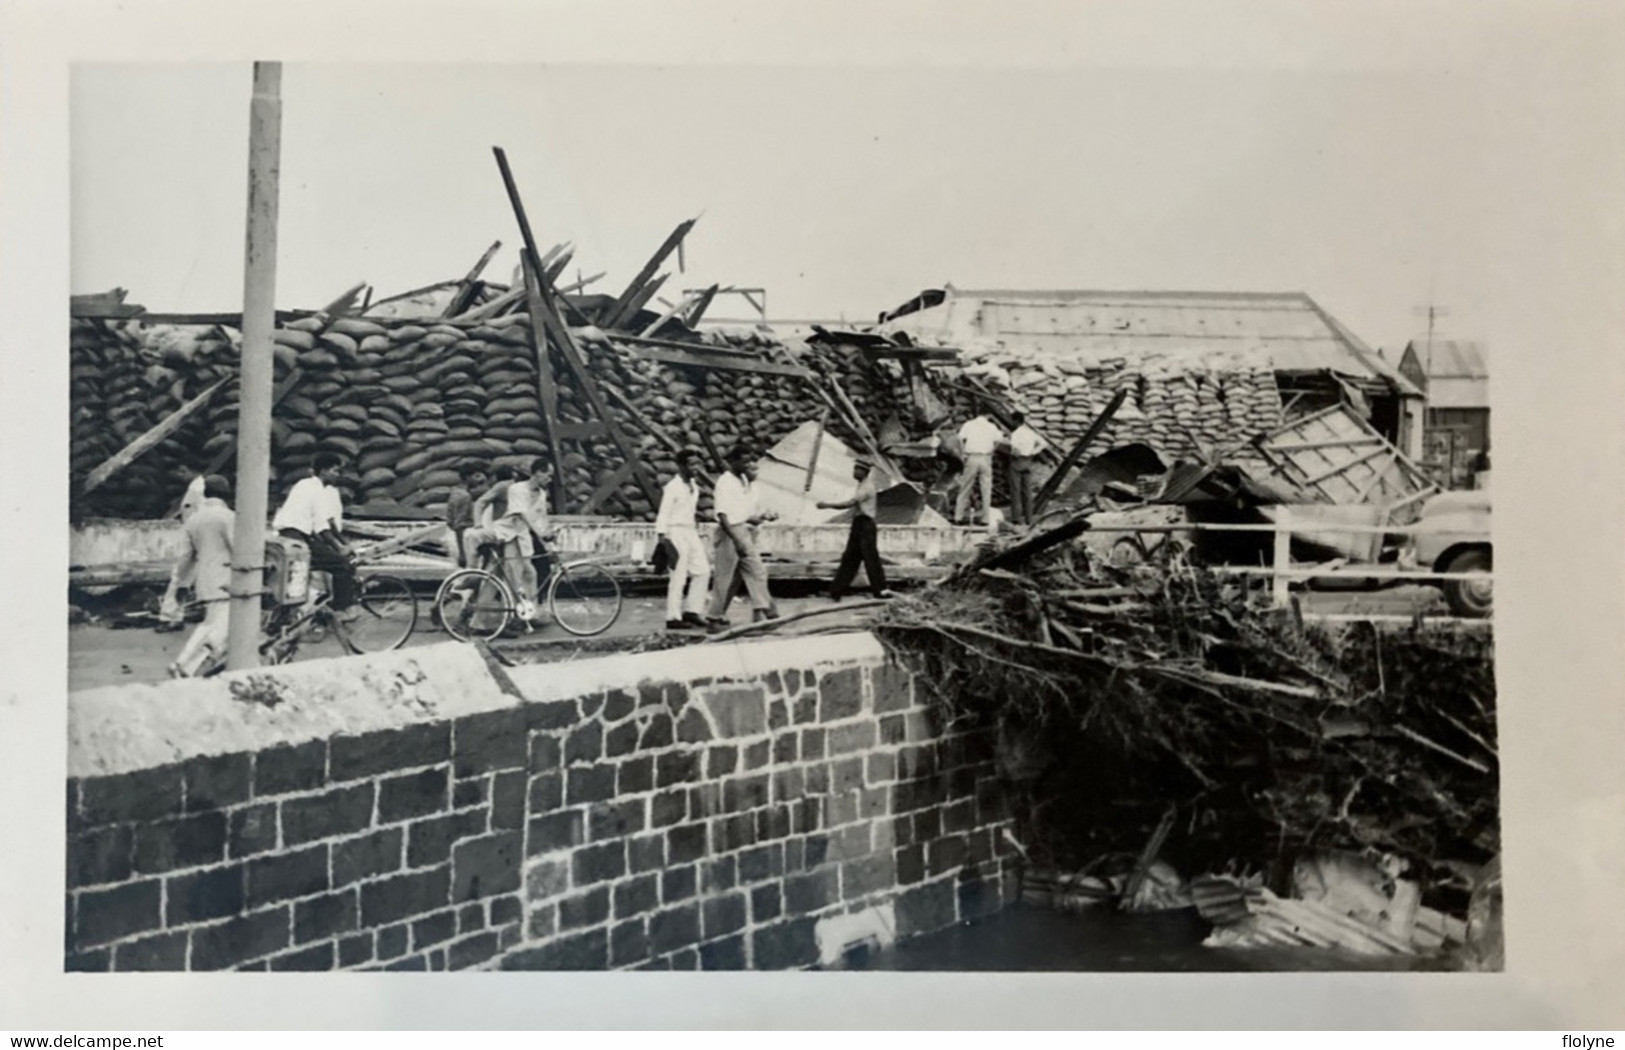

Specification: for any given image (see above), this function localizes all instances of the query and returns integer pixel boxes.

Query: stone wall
[65,636,1018,972]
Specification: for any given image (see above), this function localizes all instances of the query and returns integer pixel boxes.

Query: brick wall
[65,636,1017,972]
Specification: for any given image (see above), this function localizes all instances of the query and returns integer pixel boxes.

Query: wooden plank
[683,283,720,327]
[803,408,831,493]
[604,386,684,454]
[638,290,698,337]
[556,422,609,440]
[1267,436,1384,455]
[1353,452,1400,503]
[440,240,502,319]
[1301,444,1390,488]
[458,285,525,321]
[610,272,668,330]
[83,377,231,493]
[199,367,307,479]
[70,309,310,326]
[321,281,368,317]
[1031,387,1128,515]
[581,462,636,515]
[518,256,566,511]
[626,344,814,379]
[603,219,698,330]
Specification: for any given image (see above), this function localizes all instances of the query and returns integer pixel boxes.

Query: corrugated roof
[880,288,1420,395]
[1404,338,1487,379]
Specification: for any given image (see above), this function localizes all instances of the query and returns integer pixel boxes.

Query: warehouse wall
[65,637,1018,972]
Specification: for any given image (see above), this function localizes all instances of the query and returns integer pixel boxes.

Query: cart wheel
[1109,535,1149,568]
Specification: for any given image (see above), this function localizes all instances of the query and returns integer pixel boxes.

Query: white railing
[1085,509,1491,621]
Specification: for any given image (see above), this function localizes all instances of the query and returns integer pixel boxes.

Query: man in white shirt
[954,413,1006,526]
[1006,411,1049,525]
[467,457,554,616]
[818,458,892,600]
[654,450,711,630]
[705,446,779,627]
[272,452,358,619]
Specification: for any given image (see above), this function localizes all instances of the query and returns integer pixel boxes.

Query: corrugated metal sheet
[882,288,1419,393]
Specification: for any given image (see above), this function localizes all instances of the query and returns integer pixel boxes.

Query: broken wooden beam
[83,377,232,493]
[440,240,502,319]
[1031,387,1128,515]
[602,218,697,330]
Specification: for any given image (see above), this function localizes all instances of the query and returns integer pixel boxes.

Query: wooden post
[82,377,230,493]
[602,219,697,330]
[1031,387,1128,515]
[1271,506,1294,609]
[226,61,282,672]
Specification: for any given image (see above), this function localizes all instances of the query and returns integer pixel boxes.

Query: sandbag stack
[68,311,925,522]
[960,342,1284,460]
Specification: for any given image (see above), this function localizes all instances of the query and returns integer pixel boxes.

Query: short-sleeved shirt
[272,476,342,536]
[958,416,1004,456]
[1009,424,1047,458]
[712,471,757,525]
[852,474,879,519]
[656,475,701,533]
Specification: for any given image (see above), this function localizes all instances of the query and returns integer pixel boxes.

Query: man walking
[706,446,779,628]
[954,412,1005,526]
[272,452,358,622]
[654,449,711,630]
[1006,411,1048,525]
[157,467,210,631]
[168,475,235,678]
[818,458,893,601]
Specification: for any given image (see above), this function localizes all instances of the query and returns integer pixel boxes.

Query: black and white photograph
[5,0,1625,1031]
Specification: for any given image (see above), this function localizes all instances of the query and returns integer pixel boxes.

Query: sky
[65,32,1618,357]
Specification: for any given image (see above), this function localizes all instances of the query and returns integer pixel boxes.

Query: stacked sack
[69,311,928,522]
[957,342,1284,464]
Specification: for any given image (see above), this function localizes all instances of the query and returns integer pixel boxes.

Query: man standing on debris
[818,457,893,601]
[1006,411,1048,525]
[706,445,779,628]
[272,452,359,623]
[467,457,555,618]
[445,460,490,568]
[954,412,1006,526]
[654,449,711,631]
[168,475,234,678]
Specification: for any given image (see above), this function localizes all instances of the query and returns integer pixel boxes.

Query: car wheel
[1442,547,1492,618]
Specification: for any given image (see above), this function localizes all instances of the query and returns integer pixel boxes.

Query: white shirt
[958,416,1004,456]
[712,471,757,525]
[495,478,550,540]
[655,474,701,533]
[1009,424,1047,458]
[272,476,343,536]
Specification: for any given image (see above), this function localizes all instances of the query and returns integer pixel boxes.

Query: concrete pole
[226,62,284,671]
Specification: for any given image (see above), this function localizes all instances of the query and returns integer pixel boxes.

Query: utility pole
[1412,301,1451,378]
[226,61,284,670]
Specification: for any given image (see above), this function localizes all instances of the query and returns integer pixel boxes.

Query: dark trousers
[1009,457,1037,524]
[830,515,887,598]
[284,528,356,610]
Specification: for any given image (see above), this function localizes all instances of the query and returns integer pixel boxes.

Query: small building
[876,286,1426,461]
[1397,338,1489,488]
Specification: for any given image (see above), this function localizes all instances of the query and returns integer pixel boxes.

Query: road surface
[66,583,1453,694]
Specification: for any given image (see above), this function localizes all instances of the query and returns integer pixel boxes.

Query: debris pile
[872,525,1498,957]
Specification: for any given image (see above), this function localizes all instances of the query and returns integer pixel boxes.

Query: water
[853,903,1454,972]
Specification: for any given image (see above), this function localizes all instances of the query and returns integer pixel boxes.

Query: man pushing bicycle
[464,457,555,621]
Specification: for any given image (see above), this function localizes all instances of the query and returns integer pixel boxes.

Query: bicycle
[433,538,623,642]
[200,536,418,674]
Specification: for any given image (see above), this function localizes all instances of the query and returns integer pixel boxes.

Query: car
[1405,486,1492,618]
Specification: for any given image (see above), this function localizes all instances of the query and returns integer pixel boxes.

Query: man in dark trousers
[271,451,358,622]
[818,458,893,601]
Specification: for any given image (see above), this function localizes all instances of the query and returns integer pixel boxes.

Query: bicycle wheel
[435,569,513,643]
[339,575,418,654]
[548,561,622,637]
